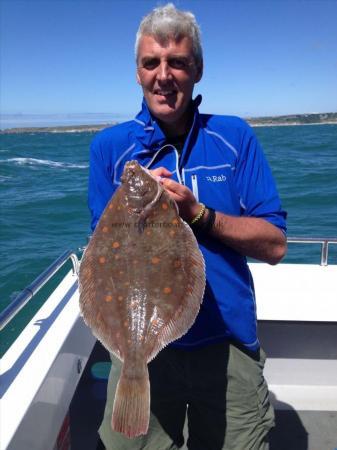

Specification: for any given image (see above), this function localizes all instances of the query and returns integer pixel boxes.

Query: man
[90,4,287,449]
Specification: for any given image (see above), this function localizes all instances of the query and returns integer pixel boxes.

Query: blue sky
[1,0,337,120]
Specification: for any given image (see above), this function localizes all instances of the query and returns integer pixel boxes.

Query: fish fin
[147,221,206,361]
[112,361,150,438]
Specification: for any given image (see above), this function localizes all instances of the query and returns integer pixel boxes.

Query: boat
[1,237,336,449]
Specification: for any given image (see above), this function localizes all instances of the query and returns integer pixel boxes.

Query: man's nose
[156,61,172,81]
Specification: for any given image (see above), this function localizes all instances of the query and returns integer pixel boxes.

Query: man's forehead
[138,34,193,55]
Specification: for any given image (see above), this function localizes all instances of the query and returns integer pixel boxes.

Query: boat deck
[1,258,337,449]
[69,340,337,450]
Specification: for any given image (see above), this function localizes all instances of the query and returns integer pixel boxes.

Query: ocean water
[1,124,337,352]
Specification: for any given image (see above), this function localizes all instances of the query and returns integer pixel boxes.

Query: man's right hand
[150,166,173,181]
[149,166,201,223]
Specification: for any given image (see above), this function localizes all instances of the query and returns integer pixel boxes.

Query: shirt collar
[133,95,202,151]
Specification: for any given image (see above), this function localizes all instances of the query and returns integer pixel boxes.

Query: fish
[79,160,205,438]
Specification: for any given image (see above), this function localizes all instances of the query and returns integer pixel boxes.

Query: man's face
[136,35,202,132]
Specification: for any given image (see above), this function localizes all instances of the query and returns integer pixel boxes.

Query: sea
[1,124,337,354]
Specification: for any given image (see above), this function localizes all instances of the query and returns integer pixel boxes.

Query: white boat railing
[0,250,79,331]
[0,236,336,332]
[287,236,337,266]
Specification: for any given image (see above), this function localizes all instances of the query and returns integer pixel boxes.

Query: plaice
[79,160,205,438]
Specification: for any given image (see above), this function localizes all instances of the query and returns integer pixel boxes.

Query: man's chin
[147,97,191,129]
[154,97,177,111]
[155,110,181,125]
[150,104,179,121]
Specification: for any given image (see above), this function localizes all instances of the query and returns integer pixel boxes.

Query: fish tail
[111,361,150,438]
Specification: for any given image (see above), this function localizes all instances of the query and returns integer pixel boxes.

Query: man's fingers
[150,167,172,178]
[161,178,196,202]
[161,177,184,194]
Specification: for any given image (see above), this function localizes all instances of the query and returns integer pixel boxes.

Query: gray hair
[135,3,203,70]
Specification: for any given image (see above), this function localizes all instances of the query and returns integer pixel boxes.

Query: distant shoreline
[250,121,337,127]
[0,123,117,134]
[1,113,336,134]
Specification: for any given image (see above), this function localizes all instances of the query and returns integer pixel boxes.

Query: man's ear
[195,63,203,83]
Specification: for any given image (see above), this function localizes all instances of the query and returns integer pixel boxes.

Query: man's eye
[140,57,191,71]
[168,58,189,70]
[142,59,160,70]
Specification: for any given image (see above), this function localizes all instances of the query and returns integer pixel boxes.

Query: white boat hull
[1,262,337,449]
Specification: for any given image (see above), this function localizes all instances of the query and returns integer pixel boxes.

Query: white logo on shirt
[206,174,227,182]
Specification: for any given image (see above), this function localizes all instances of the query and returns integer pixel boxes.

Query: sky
[1,0,337,121]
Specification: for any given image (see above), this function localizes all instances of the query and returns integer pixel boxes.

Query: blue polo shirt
[88,96,287,351]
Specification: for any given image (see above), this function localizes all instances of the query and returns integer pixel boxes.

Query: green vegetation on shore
[247,112,337,127]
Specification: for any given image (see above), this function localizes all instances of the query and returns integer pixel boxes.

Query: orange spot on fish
[172,218,179,225]
[163,287,172,294]
[161,202,168,210]
[123,321,128,327]
[118,295,123,302]
[174,260,182,268]
[127,339,132,344]
[146,230,151,236]
[169,230,176,237]
[112,241,120,248]
[152,318,159,326]
[151,256,160,264]
[105,295,113,302]
[108,204,113,210]
[119,270,124,275]
[102,226,109,233]
[99,256,106,264]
